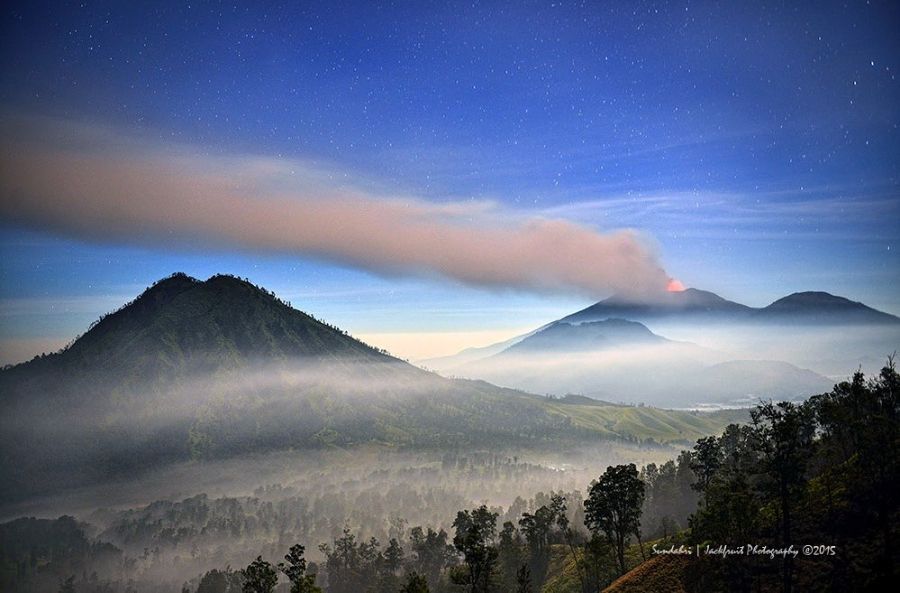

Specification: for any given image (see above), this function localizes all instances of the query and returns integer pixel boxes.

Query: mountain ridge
[434,293,838,407]
[426,286,899,376]
[562,287,900,326]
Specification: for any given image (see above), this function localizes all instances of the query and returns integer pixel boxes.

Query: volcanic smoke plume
[0,116,673,299]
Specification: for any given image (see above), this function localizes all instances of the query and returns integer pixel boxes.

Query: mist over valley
[0,268,896,593]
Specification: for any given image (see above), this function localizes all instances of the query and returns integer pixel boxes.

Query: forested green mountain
[2,272,391,383]
[0,274,741,504]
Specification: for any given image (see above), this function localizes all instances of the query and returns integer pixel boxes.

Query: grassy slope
[541,399,748,445]
[541,538,694,593]
[602,556,692,593]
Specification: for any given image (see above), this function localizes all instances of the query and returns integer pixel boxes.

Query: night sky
[1,1,898,362]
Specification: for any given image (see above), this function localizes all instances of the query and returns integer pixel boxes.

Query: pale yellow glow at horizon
[0,337,68,366]
[356,328,531,362]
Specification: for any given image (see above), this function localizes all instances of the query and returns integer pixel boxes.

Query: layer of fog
[446,344,830,407]
[2,358,460,436]
[1,357,740,591]
[0,441,675,524]
[427,323,899,408]
[1,441,680,591]
[642,321,900,379]
[8,357,692,507]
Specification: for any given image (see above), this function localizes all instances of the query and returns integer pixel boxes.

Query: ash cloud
[0,116,671,298]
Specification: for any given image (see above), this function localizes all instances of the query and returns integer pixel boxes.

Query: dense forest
[2,360,896,592]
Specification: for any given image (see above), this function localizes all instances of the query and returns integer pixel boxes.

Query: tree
[750,401,815,593]
[497,521,525,592]
[689,423,760,556]
[408,526,455,588]
[399,572,430,593]
[58,576,76,593]
[452,505,499,593]
[383,538,404,574]
[806,361,900,591]
[584,464,645,576]
[548,493,589,593]
[515,564,532,593]
[518,504,554,587]
[374,538,404,593]
[242,556,278,593]
[690,436,722,493]
[198,568,244,593]
[318,528,381,593]
[278,544,321,593]
[580,535,617,593]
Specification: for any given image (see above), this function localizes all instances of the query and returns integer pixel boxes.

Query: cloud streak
[0,116,672,298]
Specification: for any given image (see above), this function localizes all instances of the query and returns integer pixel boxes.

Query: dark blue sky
[1,1,898,361]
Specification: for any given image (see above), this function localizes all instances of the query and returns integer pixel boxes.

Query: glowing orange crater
[667,279,686,292]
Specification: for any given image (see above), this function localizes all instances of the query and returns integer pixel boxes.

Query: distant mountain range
[561,288,900,325]
[423,286,900,406]
[427,287,900,371]
[449,318,833,408]
[0,274,745,505]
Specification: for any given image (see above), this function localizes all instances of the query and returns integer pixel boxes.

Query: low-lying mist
[430,322,898,408]
[644,321,900,378]
[6,355,712,506]
[3,325,889,592]
[1,440,678,592]
[442,344,831,408]
[1,441,674,523]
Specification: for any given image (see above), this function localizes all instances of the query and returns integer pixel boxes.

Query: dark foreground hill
[0,274,741,504]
